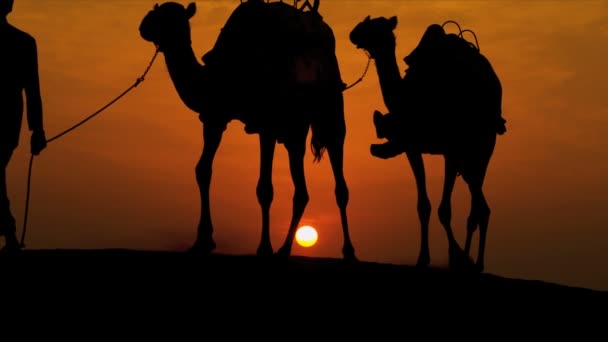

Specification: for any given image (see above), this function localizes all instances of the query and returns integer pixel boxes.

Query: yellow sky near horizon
[3,0,607,291]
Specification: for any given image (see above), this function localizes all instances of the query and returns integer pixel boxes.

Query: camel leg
[405,152,431,268]
[438,158,458,249]
[326,139,356,261]
[476,189,490,273]
[463,194,476,256]
[465,177,490,273]
[440,157,474,270]
[275,132,309,259]
[256,133,276,257]
[190,123,224,255]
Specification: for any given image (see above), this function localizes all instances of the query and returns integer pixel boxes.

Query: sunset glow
[295,226,318,248]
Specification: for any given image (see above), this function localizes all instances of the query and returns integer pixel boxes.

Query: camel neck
[373,49,403,114]
[162,43,206,113]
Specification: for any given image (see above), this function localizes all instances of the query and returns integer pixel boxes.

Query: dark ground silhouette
[350,16,507,274]
[3,249,606,330]
[139,1,356,261]
[0,0,46,254]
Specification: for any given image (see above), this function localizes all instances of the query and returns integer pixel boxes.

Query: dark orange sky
[4,0,607,291]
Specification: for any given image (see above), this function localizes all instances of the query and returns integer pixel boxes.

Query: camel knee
[438,202,451,227]
[467,202,490,233]
[466,214,477,234]
[335,182,349,208]
[256,181,273,208]
[293,189,309,209]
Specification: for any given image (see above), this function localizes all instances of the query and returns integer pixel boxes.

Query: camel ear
[364,15,371,22]
[388,16,398,29]
[186,2,196,19]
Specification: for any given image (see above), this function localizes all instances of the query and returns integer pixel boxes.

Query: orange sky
[4,0,607,291]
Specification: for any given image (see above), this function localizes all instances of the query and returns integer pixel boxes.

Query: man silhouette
[1,0,47,253]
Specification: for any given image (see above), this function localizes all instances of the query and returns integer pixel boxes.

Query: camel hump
[201,0,333,68]
[403,21,506,136]
[403,23,445,66]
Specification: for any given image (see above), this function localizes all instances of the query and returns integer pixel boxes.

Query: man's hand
[31,130,47,155]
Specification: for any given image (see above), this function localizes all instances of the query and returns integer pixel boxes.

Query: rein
[19,47,160,248]
[343,50,372,91]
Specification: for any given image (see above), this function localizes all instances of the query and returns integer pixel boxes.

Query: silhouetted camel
[139,1,356,260]
[350,16,506,272]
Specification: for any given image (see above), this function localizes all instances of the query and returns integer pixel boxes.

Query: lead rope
[19,47,160,248]
[344,50,372,91]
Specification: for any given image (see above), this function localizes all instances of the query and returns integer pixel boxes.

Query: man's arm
[24,34,46,155]
[24,35,44,133]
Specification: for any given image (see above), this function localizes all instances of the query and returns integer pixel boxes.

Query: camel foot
[342,245,358,263]
[448,246,476,272]
[256,243,274,259]
[0,243,23,257]
[273,245,291,261]
[416,252,431,269]
[188,238,216,256]
[370,142,403,159]
[475,262,485,274]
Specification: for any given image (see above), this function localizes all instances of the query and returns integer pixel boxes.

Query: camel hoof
[343,254,359,264]
[416,253,430,269]
[256,244,274,258]
[448,246,475,272]
[273,246,291,260]
[342,245,358,263]
[188,239,216,255]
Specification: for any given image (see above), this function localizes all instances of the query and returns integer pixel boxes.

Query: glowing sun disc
[295,226,318,247]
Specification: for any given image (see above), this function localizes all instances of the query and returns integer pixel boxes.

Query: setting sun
[295,226,318,247]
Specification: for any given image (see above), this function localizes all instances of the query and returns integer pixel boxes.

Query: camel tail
[310,123,327,163]
[310,135,327,163]
[310,113,346,163]
[310,106,344,163]
[309,85,346,163]
[310,112,328,162]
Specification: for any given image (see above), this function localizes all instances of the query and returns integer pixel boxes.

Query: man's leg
[0,148,19,250]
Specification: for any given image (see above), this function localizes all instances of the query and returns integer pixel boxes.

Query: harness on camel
[240,0,320,12]
[372,20,507,159]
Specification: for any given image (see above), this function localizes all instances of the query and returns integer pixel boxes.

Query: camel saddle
[376,22,507,156]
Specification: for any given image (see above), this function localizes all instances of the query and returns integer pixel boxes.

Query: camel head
[139,2,196,51]
[350,15,398,58]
